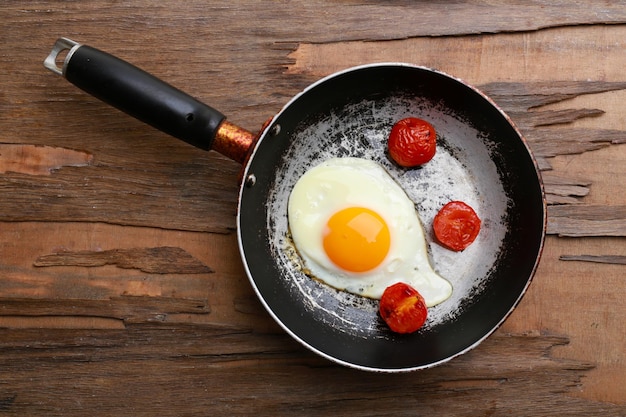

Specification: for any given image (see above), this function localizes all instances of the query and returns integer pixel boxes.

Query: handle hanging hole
[44,37,80,76]
[186,113,195,122]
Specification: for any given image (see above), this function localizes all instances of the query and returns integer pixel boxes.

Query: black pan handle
[44,37,226,151]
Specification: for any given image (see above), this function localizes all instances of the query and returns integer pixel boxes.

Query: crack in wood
[559,255,626,265]
[541,171,591,205]
[522,108,605,127]
[483,82,626,240]
[0,144,93,176]
[547,205,626,237]
[33,246,213,274]
[526,128,625,159]
[0,327,619,416]
[481,81,626,112]
[0,395,16,412]
[0,295,210,323]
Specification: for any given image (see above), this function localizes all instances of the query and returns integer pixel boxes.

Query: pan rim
[236,62,547,372]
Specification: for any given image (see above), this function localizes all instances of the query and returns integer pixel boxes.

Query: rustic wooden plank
[0,296,210,322]
[33,247,213,274]
[527,129,626,159]
[0,222,243,318]
[481,82,626,152]
[0,157,240,233]
[1,1,625,414]
[542,171,591,205]
[481,81,626,113]
[0,325,621,417]
[286,27,626,85]
[6,1,626,46]
[0,144,93,176]
[547,205,626,237]
[560,255,626,265]
[549,204,626,220]
[520,108,605,127]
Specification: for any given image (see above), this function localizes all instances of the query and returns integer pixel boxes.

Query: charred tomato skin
[388,117,437,167]
[433,201,481,251]
[379,282,428,334]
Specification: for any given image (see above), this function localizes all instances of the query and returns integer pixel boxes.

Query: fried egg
[287,157,452,307]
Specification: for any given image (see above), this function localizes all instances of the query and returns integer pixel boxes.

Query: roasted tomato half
[433,200,481,251]
[388,117,437,167]
[379,282,428,334]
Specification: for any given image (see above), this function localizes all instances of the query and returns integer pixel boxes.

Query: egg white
[287,157,452,307]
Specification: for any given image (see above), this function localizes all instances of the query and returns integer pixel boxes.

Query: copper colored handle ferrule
[213,121,256,164]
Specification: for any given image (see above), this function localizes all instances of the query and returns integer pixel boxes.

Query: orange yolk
[322,207,391,273]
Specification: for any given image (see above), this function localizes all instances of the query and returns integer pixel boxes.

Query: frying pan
[44,37,546,372]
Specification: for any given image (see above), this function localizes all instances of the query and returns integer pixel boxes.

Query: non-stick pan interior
[237,64,545,371]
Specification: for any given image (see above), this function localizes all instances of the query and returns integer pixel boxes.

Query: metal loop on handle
[43,37,80,76]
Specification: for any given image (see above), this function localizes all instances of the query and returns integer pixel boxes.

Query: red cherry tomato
[433,201,481,251]
[379,282,428,334]
[388,117,437,167]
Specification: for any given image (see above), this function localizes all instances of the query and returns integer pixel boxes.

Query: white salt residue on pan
[265,94,510,338]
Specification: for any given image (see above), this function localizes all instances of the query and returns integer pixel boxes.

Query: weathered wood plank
[0,144,93,176]
[0,296,210,322]
[521,108,605,127]
[548,204,626,220]
[1,1,625,414]
[0,326,620,417]
[526,129,626,159]
[6,1,626,45]
[481,81,626,112]
[547,205,626,237]
[560,255,626,265]
[33,247,213,274]
[286,27,626,85]
[0,157,241,233]
[542,171,591,205]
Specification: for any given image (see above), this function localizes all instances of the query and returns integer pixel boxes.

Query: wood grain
[1,326,621,417]
[0,296,210,323]
[560,254,626,265]
[548,205,626,237]
[1,1,625,414]
[525,128,626,159]
[541,171,591,205]
[0,144,93,176]
[33,247,213,274]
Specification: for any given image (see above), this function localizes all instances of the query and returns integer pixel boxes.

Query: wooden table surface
[1,1,625,415]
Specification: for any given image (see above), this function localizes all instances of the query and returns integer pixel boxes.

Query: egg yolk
[323,207,391,273]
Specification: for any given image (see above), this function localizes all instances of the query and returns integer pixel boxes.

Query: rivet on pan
[245,174,256,188]
[269,124,281,137]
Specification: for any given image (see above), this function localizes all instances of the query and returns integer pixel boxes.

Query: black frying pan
[45,37,546,372]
